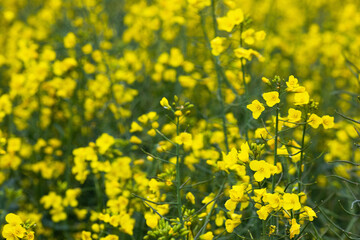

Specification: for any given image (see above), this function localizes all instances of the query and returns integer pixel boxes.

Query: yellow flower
[263,91,280,107]
[101,234,119,240]
[200,231,214,240]
[269,225,276,235]
[96,133,115,154]
[217,8,243,33]
[289,219,300,239]
[129,136,142,144]
[227,8,244,25]
[147,129,156,137]
[64,32,77,48]
[225,185,245,211]
[293,91,309,105]
[2,224,26,239]
[175,132,192,146]
[225,213,242,233]
[160,97,171,109]
[287,108,302,124]
[169,48,184,67]
[210,37,226,56]
[282,193,301,211]
[186,192,195,204]
[308,113,322,128]
[286,75,300,92]
[82,231,92,240]
[264,193,282,210]
[256,205,272,220]
[219,147,238,170]
[247,100,265,119]
[321,115,334,129]
[5,213,23,226]
[63,188,81,207]
[174,110,182,116]
[82,44,93,54]
[130,121,143,133]
[217,16,235,32]
[302,206,317,221]
[24,231,34,240]
[277,145,289,155]
[144,212,159,229]
[234,48,252,60]
[238,142,250,163]
[249,160,272,182]
[262,77,270,84]
[6,138,21,154]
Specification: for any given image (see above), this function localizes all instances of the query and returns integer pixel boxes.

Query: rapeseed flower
[263,91,280,107]
[321,115,334,129]
[308,113,322,128]
[293,92,310,105]
[247,100,265,119]
[249,160,273,182]
[210,37,226,56]
[282,193,301,211]
[289,219,300,239]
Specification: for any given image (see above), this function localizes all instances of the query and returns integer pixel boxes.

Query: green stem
[94,174,103,211]
[270,89,280,240]
[210,0,218,35]
[262,220,267,239]
[240,23,249,142]
[195,176,226,239]
[175,116,183,226]
[298,112,308,194]
[271,103,280,193]
[210,0,229,152]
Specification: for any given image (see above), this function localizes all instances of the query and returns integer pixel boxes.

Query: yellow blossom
[264,193,282,210]
[96,133,115,154]
[225,185,245,211]
[210,37,226,56]
[160,97,171,109]
[286,75,300,92]
[82,231,92,240]
[293,91,310,105]
[2,224,26,239]
[256,205,272,220]
[5,213,23,226]
[64,32,77,48]
[287,108,302,127]
[227,8,244,25]
[247,100,265,119]
[321,115,334,129]
[263,91,280,107]
[225,213,242,233]
[186,192,195,204]
[129,136,142,144]
[144,212,159,229]
[289,219,300,239]
[217,16,235,32]
[130,122,143,133]
[262,77,270,84]
[200,231,214,240]
[282,193,301,211]
[238,143,250,163]
[308,113,322,128]
[249,160,272,182]
[82,44,93,54]
[175,132,192,146]
[302,206,317,221]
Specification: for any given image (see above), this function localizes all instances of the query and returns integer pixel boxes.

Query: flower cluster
[2,213,35,240]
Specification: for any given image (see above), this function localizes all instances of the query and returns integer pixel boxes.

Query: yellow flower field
[0,0,359,239]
